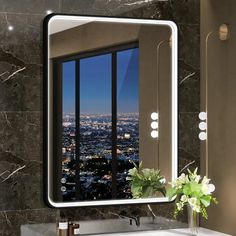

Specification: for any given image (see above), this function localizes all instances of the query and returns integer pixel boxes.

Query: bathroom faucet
[119,211,140,227]
[123,215,140,227]
[110,210,140,227]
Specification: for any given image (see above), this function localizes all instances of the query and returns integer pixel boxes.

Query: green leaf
[200,195,211,207]
[142,186,153,198]
[167,188,177,200]
[212,197,219,204]
[131,185,142,199]
[183,183,191,195]
[187,181,203,198]
[128,164,166,199]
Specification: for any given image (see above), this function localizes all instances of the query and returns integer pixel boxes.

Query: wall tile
[0,163,45,210]
[178,24,200,70]
[0,0,59,14]
[178,67,200,112]
[0,14,43,65]
[0,65,43,111]
[0,209,58,236]
[0,112,45,210]
[60,0,165,16]
[0,112,42,161]
[178,112,200,172]
[169,0,200,24]
[60,205,148,221]
[0,14,43,111]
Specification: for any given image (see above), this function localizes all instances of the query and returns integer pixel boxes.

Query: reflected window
[57,44,139,201]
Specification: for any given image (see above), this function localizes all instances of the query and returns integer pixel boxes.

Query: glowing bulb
[199,122,207,130]
[151,112,158,120]
[46,10,53,14]
[199,112,207,121]
[151,121,158,129]
[8,25,14,31]
[151,130,159,138]
[199,132,207,141]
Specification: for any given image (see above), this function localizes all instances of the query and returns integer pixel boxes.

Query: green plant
[167,168,218,219]
[126,162,166,198]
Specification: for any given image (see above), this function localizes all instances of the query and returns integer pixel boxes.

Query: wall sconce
[151,36,172,140]
[198,112,207,141]
[203,24,230,177]
[203,25,230,139]
[151,112,159,138]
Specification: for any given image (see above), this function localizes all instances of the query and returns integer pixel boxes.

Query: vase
[187,205,199,235]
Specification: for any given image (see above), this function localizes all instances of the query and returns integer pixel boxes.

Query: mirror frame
[43,14,178,208]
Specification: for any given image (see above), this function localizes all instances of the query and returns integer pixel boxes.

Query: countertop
[94,228,231,236]
[21,217,231,236]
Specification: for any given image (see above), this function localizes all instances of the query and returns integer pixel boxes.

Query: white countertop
[21,217,232,236]
[94,228,231,236]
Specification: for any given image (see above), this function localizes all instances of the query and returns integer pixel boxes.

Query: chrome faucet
[121,214,140,227]
[109,211,140,227]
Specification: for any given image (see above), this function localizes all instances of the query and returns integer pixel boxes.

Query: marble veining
[1,164,26,182]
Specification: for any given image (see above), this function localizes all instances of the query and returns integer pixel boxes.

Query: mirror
[44,15,178,207]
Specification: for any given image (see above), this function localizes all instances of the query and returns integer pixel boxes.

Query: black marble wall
[0,1,200,235]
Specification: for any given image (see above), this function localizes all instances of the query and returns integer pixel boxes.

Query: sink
[21,218,231,236]
[21,217,187,236]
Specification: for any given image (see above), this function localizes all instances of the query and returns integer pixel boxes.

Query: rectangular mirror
[44,15,178,207]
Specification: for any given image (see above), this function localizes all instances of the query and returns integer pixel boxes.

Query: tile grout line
[0,11,45,16]
[0,208,59,213]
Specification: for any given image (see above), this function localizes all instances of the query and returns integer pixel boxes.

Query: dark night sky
[62,48,139,114]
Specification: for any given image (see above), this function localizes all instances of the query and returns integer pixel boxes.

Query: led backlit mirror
[44,15,178,207]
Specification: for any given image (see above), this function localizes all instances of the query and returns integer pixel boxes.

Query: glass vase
[187,205,199,235]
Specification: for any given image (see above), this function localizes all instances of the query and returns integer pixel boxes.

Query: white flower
[178,173,187,184]
[160,178,166,184]
[208,184,215,193]
[181,195,188,203]
[170,180,179,188]
[188,197,201,213]
[176,173,189,187]
[194,175,201,183]
[201,184,208,195]
[202,176,211,185]
[176,202,184,211]
[188,197,198,207]
[192,204,201,213]
[193,168,198,175]
[202,183,215,195]
[128,168,137,176]
[170,173,190,190]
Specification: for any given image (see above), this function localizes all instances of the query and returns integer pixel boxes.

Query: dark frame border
[43,14,178,208]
